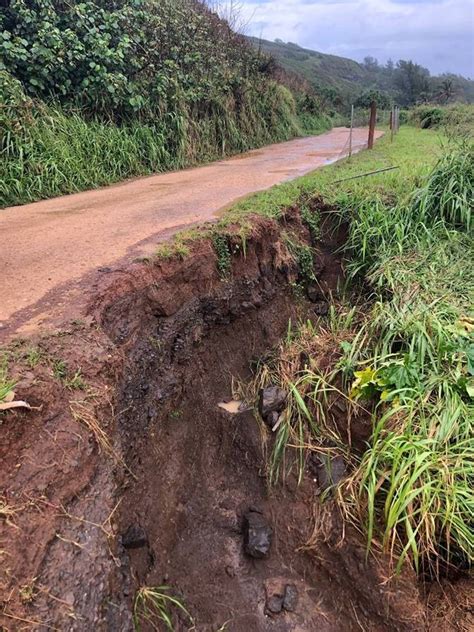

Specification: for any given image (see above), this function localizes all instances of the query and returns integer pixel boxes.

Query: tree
[393,60,431,106]
[385,59,394,75]
[363,56,379,73]
[354,88,391,109]
[437,76,458,103]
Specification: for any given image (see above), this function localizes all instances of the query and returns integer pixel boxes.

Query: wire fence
[333,104,402,161]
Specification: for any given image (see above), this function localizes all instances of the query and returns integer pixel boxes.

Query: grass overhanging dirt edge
[152,125,473,579]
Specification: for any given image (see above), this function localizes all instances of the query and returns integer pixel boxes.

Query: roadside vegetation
[410,103,474,137]
[217,125,473,577]
[0,0,331,208]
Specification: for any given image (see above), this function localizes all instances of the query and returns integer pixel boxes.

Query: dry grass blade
[70,401,135,478]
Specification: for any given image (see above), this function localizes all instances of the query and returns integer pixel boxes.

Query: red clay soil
[0,207,471,631]
[0,127,383,332]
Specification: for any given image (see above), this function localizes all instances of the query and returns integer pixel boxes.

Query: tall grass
[335,143,474,573]
[0,79,331,207]
[341,149,473,572]
[249,140,473,576]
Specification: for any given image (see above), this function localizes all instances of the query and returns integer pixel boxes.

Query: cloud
[235,0,474,76]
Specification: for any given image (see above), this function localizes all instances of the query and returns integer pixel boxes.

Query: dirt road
[0,127,381,326]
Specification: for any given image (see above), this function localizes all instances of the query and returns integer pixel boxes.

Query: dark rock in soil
[283,584,298,612]
[313,300,329,316]
[266,595,284,614]
[243,509,273,558]
[259,386,287,418]
[306,282,323,303]
[265,580,285,615]
[264,410,280,430]
[316,455,347,491]
[121,524,148,549]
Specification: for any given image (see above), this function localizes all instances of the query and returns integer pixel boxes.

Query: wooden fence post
[368,100,376,149]
[349,104,354,158]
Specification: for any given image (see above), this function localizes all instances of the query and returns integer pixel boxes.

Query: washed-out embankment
[0,204,463,631]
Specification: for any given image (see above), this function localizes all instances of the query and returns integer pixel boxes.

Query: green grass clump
[338,145,474,573]
[243,131,473,576]
[212,233,232,279]
[133,586,193,632]
[0,359,15,405]
[411,103,474,138]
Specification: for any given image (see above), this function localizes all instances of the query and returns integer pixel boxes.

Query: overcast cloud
[235,0,474,77]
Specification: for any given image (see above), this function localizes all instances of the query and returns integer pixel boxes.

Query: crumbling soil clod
[121,524,148,549]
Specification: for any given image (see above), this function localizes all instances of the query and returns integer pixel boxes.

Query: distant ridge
[247,36,474,107]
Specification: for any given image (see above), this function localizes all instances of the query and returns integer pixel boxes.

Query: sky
[230,0,474,77]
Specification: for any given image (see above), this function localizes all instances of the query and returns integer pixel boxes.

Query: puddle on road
[269,168,300,174]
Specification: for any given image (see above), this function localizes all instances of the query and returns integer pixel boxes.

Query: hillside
[249,37,370,106]
[0,0,330,207]
[249,36,474,109]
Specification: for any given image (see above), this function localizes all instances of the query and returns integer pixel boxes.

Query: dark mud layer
[0,208,470,630]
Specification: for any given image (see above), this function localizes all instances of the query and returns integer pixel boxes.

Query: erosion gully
[0,204,469,631]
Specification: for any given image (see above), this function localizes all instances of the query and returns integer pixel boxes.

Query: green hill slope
[248,37,474,109]
[249,37,370,105]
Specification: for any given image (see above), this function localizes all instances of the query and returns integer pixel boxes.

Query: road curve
[0,127,381,324]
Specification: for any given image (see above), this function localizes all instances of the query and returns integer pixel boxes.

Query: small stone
[299,351,310,368]
[306,282,322,303]
[259,386,287,417]
[317,455,347,491]
[264,579,286,616]
[283,584,298,612]
[243,509,272,558]
[264,410,279,429]
[122,524,147,549]
[266,595,284,614]
[313,300,329,316]
[64,591,75,606]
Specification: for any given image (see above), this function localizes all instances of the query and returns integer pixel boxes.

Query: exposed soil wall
[0,208,468,630]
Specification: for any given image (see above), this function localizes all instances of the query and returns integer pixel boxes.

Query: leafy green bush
[410,103,474,137]
[0,0,331,206]
[354,88,391,109]
[411,105,445,128]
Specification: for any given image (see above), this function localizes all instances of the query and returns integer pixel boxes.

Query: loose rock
[243,509,272,558]
[316,455,347,491]
[259,386,287,418]
[283,584,298,612]
[313,300,329,316]
[121,524,148,549]
[264,410,279,430]
[264,580,285,615]
[306,282,322,303]
[266,595,284,614]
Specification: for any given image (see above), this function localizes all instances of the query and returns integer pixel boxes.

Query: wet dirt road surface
[0,127,382,327]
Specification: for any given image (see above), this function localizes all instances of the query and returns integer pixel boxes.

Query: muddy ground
[0,207,472,631]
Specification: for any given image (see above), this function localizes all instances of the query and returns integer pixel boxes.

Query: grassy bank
[0,0,332,208]
[1,75,330,208]
[223,126,443,224]
[216,125,473,576]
